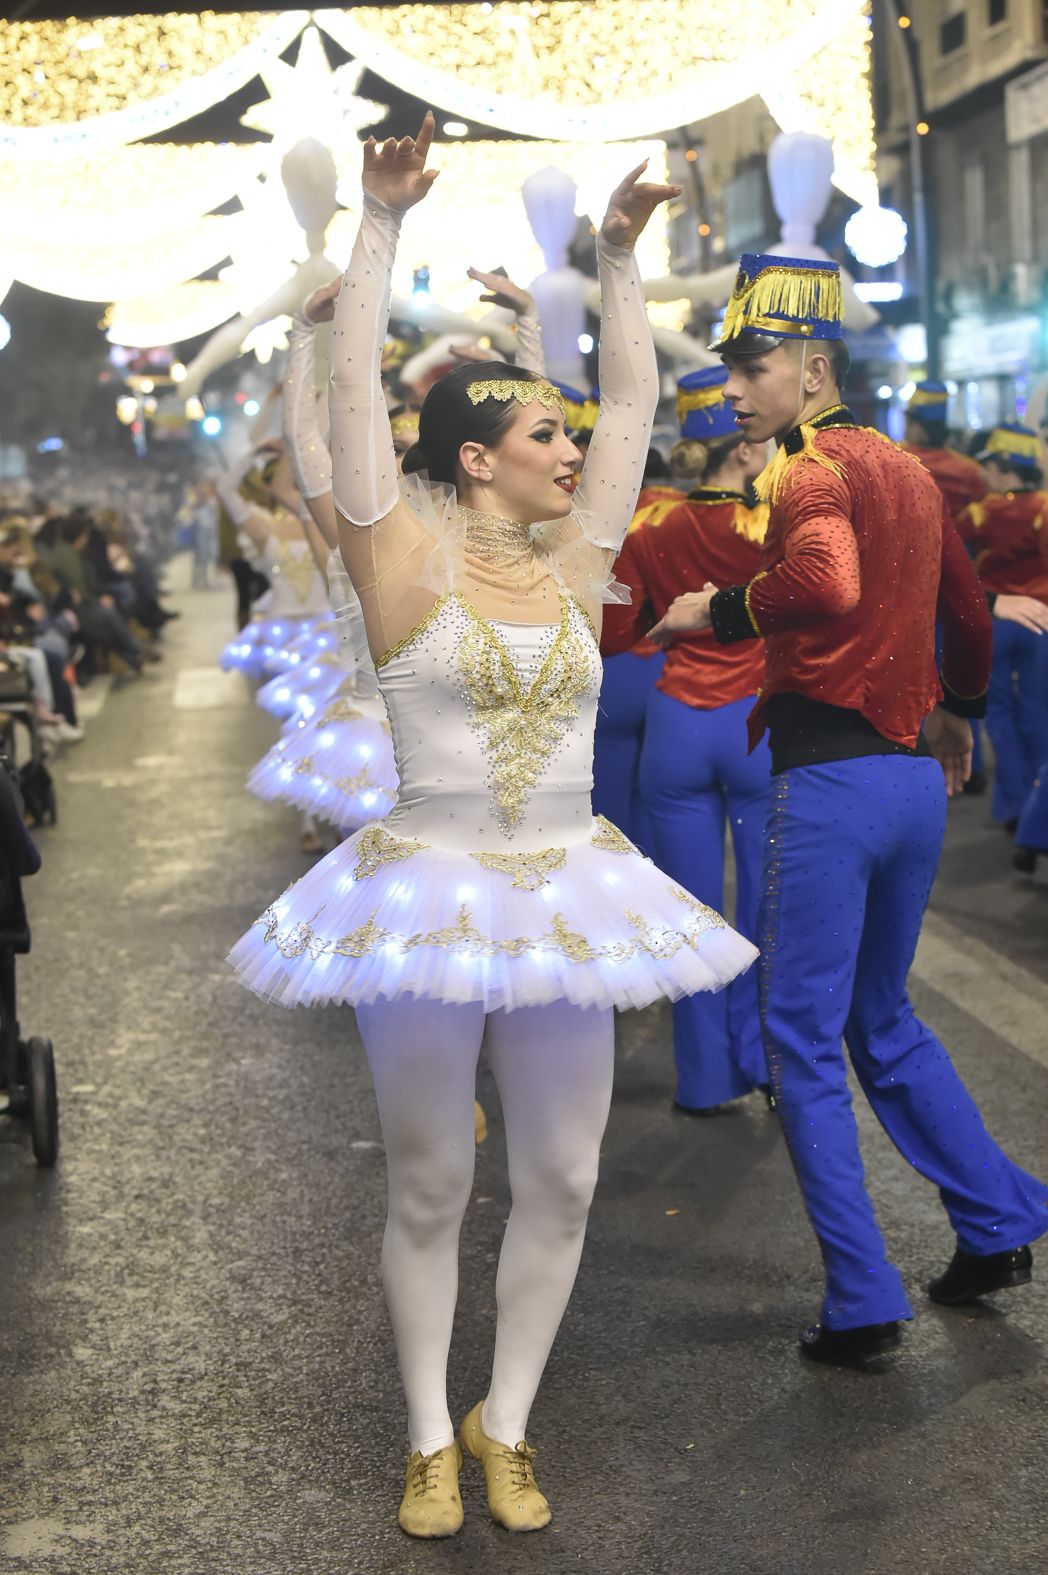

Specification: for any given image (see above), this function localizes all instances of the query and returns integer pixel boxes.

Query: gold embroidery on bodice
[456,594,593,831]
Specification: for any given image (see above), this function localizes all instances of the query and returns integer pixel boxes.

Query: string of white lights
[0,10,309,158]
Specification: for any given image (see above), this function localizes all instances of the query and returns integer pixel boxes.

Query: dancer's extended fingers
[615,160,650,192]
[414,110,436,157]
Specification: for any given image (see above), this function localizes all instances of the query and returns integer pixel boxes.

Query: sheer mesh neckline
[459,506,538,567]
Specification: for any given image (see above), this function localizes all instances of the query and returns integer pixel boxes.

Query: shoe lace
[409,1451,446,1499]
[503,1441,538,1493]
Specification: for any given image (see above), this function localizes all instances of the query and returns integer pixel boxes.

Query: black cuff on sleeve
[985,591,997,614]
[939,676,987,720]
[710,584,759,645]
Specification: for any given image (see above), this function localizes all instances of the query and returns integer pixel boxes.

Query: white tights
[355,997,615,1454]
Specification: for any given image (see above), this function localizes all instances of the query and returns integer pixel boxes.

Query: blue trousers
[593,651,664,855]
[640,689,770,1107]
[986,620,1048,822]
[759,756,1048,1329]
[1016,635,1048,849]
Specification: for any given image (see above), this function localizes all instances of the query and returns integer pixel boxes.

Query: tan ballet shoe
[397,1441,464,1538]
[460,1402,551,1532]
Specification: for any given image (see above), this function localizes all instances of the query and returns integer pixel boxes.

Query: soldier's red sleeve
[599,530,651,656]
[710,465,860,643]
[938,510,991,718]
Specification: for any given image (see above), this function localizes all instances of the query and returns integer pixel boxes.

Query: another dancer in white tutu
[229,117,756,1538]
[217,445,329,679]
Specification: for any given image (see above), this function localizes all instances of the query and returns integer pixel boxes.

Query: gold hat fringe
[907,387,948,409]
[676,383,728,422]
[754,423,846,504]
[721,263,843,346]
[986,428,1042,464]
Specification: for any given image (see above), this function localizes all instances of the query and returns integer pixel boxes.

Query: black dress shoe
[1003,817,1020,835]
[927,1244,1033,1306]
[800,1321,902,1368]
[1013,846,1040,874]
[962,770,987,796]
[672,1099,735,1117]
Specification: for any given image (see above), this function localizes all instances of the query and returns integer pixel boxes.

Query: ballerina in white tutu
[229,116,756,1538]
[217,445,330,679]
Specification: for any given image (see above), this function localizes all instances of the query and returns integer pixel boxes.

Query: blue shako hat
[676,367,738,442]
[976,422,1043,471]
[907,380,950,424]
[551,381,599,435]
[711,252,844,352]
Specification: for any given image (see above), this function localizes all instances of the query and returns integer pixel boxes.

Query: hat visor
[709,328,787,357]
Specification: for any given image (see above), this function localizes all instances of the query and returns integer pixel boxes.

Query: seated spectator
[38,515,146,678]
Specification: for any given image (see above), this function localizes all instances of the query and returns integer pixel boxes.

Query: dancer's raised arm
[571,163,679,555]
[329,114,438,534]
[284,281,338,547]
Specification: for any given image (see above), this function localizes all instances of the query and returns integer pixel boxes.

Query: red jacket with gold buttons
[708,408,992,750]
[602,490,767,708]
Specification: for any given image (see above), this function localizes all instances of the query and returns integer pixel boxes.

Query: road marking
[913,912,1048,1072]
[173,666,253,709]
[75,676,112,722]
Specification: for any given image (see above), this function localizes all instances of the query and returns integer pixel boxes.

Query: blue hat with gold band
[907,380,950,423]
[552,381,599,435]
[676,367,738,441]
[976,422,1042,470]
[711,252,843,352]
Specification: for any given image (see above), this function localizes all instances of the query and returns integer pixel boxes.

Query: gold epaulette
[754,424,845,504]
[734,501,769,543]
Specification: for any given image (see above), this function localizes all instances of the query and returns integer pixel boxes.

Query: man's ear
[806,351,833,395]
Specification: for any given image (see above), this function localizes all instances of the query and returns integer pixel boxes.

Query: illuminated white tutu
[247,688,397,831]
[228,816,757,1014]
[256,649,348,721]
[219,615,324,680]
[265,619,340,675]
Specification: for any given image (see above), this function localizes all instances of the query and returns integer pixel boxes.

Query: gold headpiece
[466,379,567,414]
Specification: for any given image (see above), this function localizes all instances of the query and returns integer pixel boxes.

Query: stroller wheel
[27,1036,58,1167]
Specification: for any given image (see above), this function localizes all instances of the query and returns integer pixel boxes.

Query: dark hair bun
[400,442,430,476]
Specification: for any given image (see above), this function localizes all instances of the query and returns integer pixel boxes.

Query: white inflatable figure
[182,143,520,398]
[634,132,879,364]
[521,166,589,387]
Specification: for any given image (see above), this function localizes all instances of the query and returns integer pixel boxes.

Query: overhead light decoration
[115,395,138,424]
[0,314,9,352]
[0,11,309,156]
[318,0,875,199]
[844,204,908,268]
[443,121,468,137]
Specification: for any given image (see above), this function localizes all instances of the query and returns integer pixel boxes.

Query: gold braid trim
[744,571,768,635]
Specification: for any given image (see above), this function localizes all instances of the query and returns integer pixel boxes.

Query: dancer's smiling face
[459,401,583,524]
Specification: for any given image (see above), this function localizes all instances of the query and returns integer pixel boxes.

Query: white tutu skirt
[228,816,758,1014]
[220,616,325,680]
[256,653,348,721]
[265,620,339,675]
[247,693,398,832]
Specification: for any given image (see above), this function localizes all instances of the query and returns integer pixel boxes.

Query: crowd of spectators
[0,454,191,816]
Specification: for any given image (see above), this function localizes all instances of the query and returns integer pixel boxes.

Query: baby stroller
[0,758,57,1166]
[0,651,56,828]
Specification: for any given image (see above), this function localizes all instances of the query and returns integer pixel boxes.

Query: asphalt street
[1,567,1045,1575]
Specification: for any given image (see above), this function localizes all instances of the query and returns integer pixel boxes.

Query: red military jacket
[709,407,992,750]
[602,490,767,709]
[611,485,687,660]
[900,443,985,526]
[957,489,1048,602]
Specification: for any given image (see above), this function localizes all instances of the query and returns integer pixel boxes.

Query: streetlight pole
[883,0,941,375]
